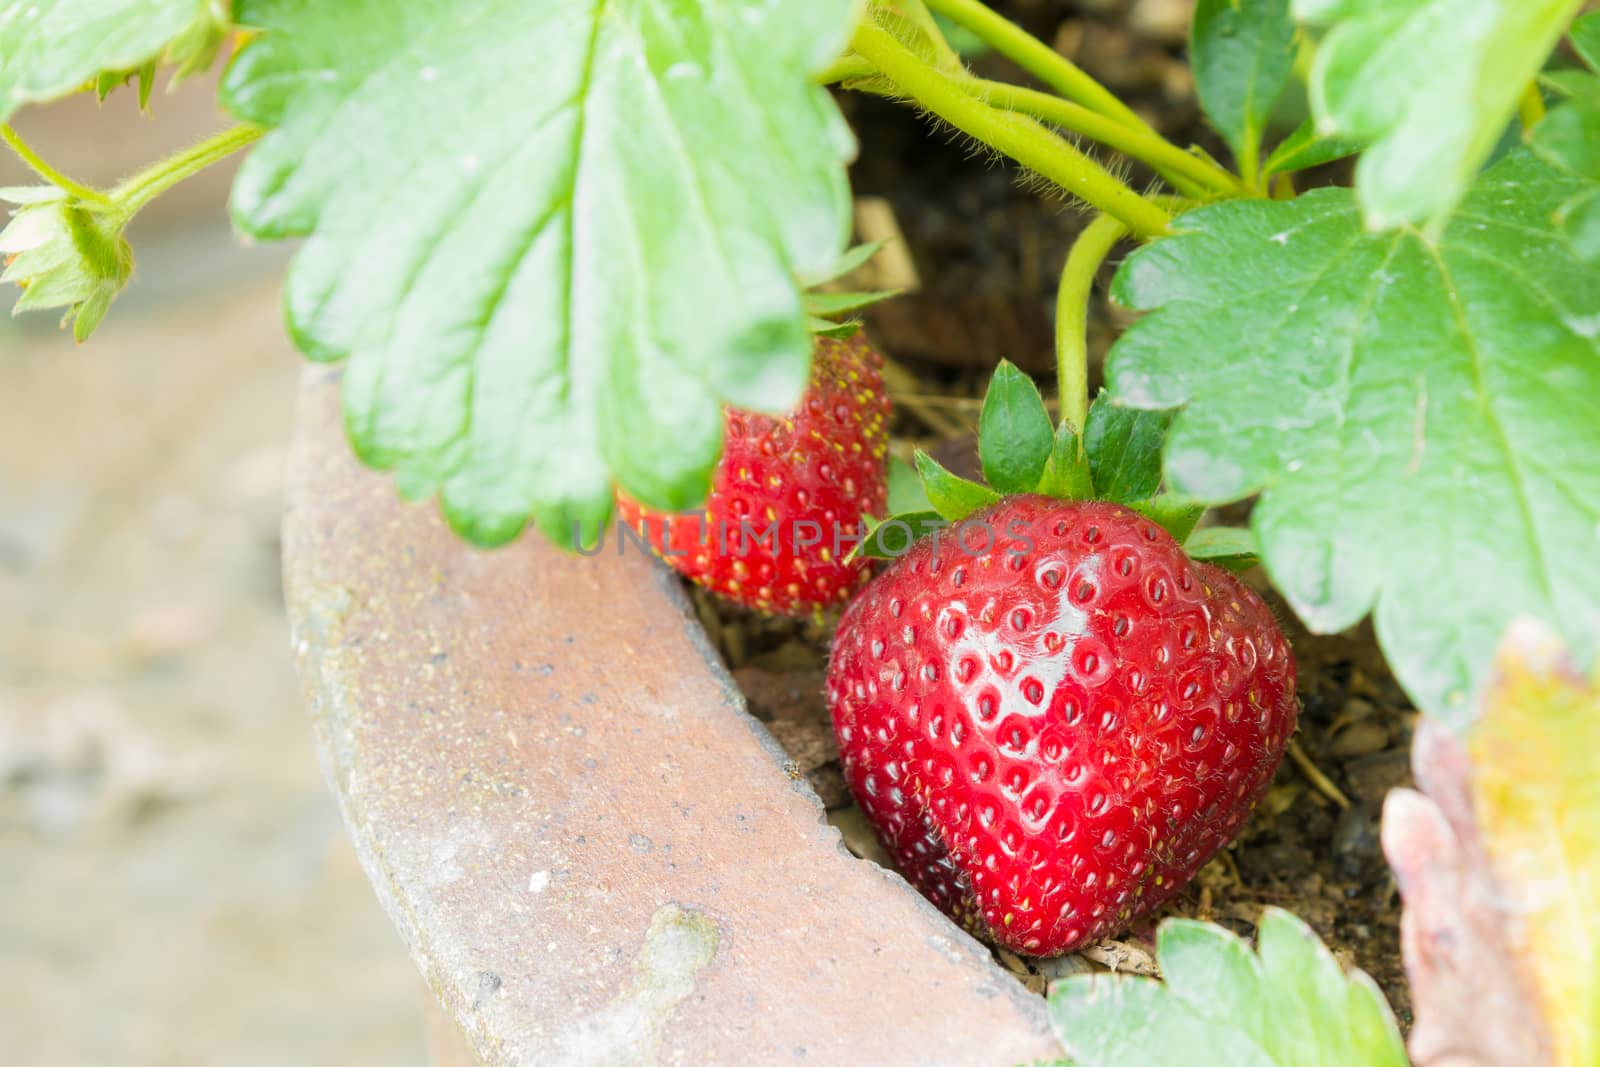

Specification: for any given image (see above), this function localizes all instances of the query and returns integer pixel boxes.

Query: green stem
[112,124,263,215]
[922,0,1154,134]
[1238,128,1262,193]
[1055,213,1127,435]
[0,125,118,210]
[816,54,877,85]
[971,80,1241,199]
[852,22,1171,239]
[899,0,963,70]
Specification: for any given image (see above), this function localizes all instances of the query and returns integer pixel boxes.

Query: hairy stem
[970,80,1241,199]
[898,0,963,70]
[815,54,877,85]
[0,126,117,210]
[113,124,263,215]
[852,21,1171,238]
[1055,213,1128,434]
[922,0,1153,134]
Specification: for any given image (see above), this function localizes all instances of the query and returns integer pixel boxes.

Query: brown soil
[699,0,1414,1027]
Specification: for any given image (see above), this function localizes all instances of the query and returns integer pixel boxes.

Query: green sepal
[165,0,231,85]
[914,450,999,522]
[72,284,116,342]
[0,192,132,341]
[137,59,156,109]
[90,59,155,107]
[1131,493,1207,544]
[0,186,68,205]
[1034,422,1093,500]
[800,244,898,338]
[852,511,949,561]
[799,239,886,287]
[1083,390,1171,504]
[888,454,934,514]
[1262,118,1362,177]
[808,316,861,339]
[1184,526,1260,572]
[803,288,901,317]
[84,0,226,110]
[978,360,1055,494]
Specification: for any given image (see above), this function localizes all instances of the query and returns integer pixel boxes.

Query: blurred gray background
[0,76,426,1065]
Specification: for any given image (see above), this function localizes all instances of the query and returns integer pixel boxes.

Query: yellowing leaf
[1469,621,1600,1067]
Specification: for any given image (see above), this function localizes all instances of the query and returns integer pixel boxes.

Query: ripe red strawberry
[826,496,1297,955]
[616,332,892,616]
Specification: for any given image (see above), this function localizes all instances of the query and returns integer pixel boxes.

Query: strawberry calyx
[801,240,902,340]
[0,186,133,342]
[856,360,1259,571]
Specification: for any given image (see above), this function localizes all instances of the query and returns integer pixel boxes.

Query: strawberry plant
[7,0,1600,1062]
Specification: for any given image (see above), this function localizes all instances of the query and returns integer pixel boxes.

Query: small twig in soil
[1287,739,1353,810]
[881,359,970,438]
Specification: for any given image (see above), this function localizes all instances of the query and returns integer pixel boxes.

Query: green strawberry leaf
[1047,909,1409,1067]
[220,0,858,549]
[1083,389,1172,504]
[1542,68,1600,107]
[914,450,999,522]
[1107,150,1600,723]
[0,0,218,121]
[854,510,949,561]
[979,360,1055,494]
[1571,11,1600,70]
[1185,526,1260,572]
[1295,0,1584,230]
[1532,96,1600,179]
[1191,0,1296,170]
[1034,423,1093,500]
[1262,118,1361,178]
[1557,187,1600,261]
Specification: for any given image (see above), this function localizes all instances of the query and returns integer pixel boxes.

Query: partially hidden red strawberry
[826,495,1297,955]
[617,332,892,616]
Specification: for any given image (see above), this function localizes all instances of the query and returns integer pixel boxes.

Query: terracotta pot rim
[283,369,1057,1065]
